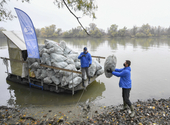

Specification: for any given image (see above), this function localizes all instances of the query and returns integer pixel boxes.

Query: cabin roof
[2,31,27,50]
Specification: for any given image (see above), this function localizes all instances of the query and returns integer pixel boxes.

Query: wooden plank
[91,56,105,59]
[1,57,81,74]
[40,64,82,74]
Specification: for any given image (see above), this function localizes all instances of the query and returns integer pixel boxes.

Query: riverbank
[0,97,170,124]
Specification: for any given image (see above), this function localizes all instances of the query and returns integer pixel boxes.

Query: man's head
[84,47,87,53]
[124,60,131,67]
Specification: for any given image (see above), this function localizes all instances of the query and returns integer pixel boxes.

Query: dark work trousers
[122,88,132,107]
[81,67,90,80]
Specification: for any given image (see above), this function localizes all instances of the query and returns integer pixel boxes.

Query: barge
[1,31,105,95]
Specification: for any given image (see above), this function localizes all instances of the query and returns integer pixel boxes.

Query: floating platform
[6,73,98,94]
[2,31,105,95]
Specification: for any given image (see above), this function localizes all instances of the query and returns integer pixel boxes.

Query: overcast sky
[1,0,170,32]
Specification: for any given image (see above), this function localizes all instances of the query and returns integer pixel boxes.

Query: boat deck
[6,73,98,94]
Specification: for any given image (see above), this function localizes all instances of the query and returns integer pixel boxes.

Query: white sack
[43,77,52,84]
[34,69,42,79]
[68,77,82,88]
[47,70,55,78]
[61,81,68,87]
[41,53,51,66]
[64,46,72,54]
[50,53,67,62]
[51,76,60,85]
[96,69,104,76]
[29,62,41,69]
[45,39,56,49]
[104,54,117,78]
[52,62,68,69]
[40,48,48,56]
[93,60,102,71]
[59,64,77,76]
[45,39,63,53]
[67,54,79,62]
[55,72,63,78]
[38,44,45,52]
[47,46,64,55]
[39,69,47,79]
[62,73,78,83]
[30,68,36,72]
[88,63,96,77]
[75,62,81,69]
[70,50,78,54]
[27,58,38,66]
[59,40,66,50]
[66,58,74,64]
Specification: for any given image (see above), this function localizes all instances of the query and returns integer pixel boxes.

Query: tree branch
[62,0,90,36]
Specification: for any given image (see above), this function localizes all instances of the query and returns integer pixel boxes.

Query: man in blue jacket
[78,47,92,87]
[107,60,135,117]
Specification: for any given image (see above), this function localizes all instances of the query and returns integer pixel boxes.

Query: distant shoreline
[37,35,170,39]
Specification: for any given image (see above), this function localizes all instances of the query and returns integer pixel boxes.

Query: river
[0,37,170,108]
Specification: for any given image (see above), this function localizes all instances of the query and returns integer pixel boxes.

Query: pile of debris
[27,39,104,89]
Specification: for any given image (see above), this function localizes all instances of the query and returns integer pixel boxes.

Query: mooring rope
[77,89,85,105]
[73,88,85,111]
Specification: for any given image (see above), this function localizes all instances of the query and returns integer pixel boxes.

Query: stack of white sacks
[28,39,104,89]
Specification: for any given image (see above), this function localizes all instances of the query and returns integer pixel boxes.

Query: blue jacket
[112,66,131,89]
[78,52,92,68]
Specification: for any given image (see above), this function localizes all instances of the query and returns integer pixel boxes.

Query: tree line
[1,23,170,38]
[35,23,170,38]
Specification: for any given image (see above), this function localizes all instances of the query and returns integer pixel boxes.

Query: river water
[0,37,170,108]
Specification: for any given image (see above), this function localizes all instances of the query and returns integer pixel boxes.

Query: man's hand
[107,68,112,73]
[81,55,86,57]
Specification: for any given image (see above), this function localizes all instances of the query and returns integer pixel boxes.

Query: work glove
[89,64,91,67]
[81,55,86,57]
[107,68,112,73]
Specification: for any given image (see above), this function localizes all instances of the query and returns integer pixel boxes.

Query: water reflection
[7,89,15,106]
[107,37,170,50]
[37,37,170,51]
[38,38,106,51]
[6,80,105,106]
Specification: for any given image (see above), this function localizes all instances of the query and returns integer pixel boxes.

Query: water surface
[0,37,170,107]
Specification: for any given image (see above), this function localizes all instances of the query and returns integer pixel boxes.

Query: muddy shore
[0,98,170,124]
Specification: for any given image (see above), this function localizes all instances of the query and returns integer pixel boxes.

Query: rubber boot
[82,79,85,87]
[120,101,128,111]
[130,105,135,117]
